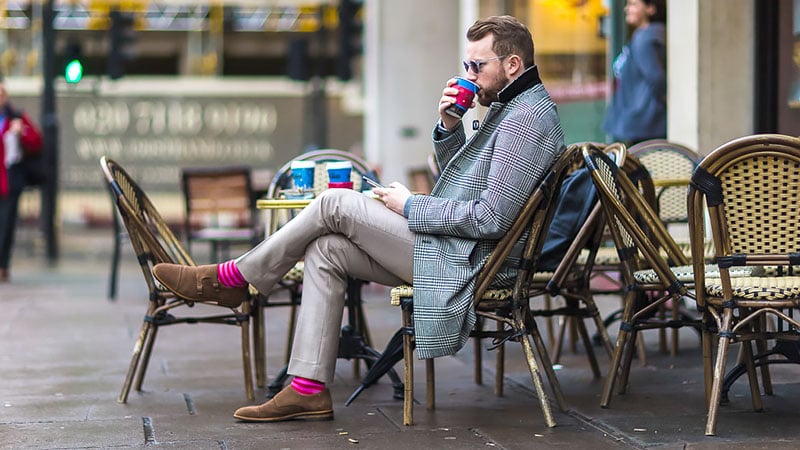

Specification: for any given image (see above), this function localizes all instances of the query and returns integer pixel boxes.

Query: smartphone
[362,176,385,189]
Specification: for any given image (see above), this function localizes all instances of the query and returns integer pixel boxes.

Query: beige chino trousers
[236,188,414,384]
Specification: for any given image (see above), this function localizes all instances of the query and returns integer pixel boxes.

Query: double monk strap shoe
[233,386,333,422]
[152,263,248,308]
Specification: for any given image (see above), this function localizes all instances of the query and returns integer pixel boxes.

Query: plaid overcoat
[407,67,565,359]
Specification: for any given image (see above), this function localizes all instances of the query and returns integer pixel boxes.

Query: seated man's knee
[315,188,353,203]
[309,234,350,257]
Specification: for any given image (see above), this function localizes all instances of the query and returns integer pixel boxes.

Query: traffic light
[108,10,136,80]
[337,0,363,81]
[63,42,83,84]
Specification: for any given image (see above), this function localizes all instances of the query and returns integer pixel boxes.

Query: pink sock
[217,260,248,288]
[291,376,325,396]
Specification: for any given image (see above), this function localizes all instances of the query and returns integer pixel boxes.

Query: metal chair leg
[600,290,637,408]
[425,358,435,410]
[239,302,255,401]
[134,324,159,393]
[495,320,504,396]
[706,309,734,436]
[118,320,151,403]
[741,338,762,412]
[401,299,414,426]
[252,294,266,388]
[515,308,557,427]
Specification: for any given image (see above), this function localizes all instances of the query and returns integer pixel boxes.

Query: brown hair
[466,15,535,68]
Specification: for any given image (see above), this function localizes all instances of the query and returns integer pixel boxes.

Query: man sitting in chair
[153,15,565,423]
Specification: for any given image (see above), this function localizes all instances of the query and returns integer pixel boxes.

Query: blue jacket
[603,23,667,142]
[407,66,565,359]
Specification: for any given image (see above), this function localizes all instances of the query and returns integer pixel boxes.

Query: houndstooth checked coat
[407,66,565,359]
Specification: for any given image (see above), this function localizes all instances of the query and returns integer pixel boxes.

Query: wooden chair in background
[181,165,261,263]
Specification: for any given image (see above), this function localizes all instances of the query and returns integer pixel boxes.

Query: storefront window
[517,0,610,143]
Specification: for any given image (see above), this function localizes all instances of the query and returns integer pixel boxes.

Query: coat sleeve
[431,120,466,169]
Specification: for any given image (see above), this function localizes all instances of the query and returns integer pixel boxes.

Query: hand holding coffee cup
[444,77,479,119]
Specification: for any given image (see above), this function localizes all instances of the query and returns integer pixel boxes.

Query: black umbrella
[345,327,406,406]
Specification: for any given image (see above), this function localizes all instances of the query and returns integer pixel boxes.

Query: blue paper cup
[290,160,315,198]
[327,161,352,184]
[445,77,479,118]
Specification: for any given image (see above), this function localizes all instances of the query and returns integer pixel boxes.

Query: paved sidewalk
[3,227,800,449]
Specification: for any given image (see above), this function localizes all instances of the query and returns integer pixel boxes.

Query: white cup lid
[327,161,353,170]
[291,160,316,169]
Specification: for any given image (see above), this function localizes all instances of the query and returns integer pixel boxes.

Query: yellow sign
[529,0,608,54]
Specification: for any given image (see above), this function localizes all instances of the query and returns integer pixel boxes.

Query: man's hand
[373,182,412,216]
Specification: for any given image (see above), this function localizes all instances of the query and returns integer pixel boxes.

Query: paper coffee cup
[290,160,316,193]
[327,161,352,183]
[445,77,479,118]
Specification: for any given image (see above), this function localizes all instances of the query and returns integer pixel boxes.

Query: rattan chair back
[103,157,194,283]
[586,147,689,287]
[100,156,253,404]
[629,139,700,225]
[266,148,377,199]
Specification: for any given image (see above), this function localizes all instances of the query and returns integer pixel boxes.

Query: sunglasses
[462,55,507,74]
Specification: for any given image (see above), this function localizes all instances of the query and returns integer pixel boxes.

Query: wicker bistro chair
[588,152,713,360]
[252,149,382,393]
[586,148,762,410]
[390,145,582,428]
[100,157,254,403]
[687,134,800,436]
[583,145,707,409]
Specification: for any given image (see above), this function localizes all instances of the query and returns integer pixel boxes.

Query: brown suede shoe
[233,386,333,422]
[152,263,247,308]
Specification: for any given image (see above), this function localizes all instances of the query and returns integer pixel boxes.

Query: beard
[476,71,510,107]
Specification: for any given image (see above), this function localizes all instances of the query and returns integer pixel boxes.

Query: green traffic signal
[65,59,83,83]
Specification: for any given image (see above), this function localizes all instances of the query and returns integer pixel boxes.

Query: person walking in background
[602,0,667,145]
[0,81,43,283]
[152,15,565,423]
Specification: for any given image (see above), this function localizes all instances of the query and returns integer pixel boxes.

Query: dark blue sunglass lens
[463,61,480,73]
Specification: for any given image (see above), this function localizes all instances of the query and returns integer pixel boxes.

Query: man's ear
[506,54,523,77]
